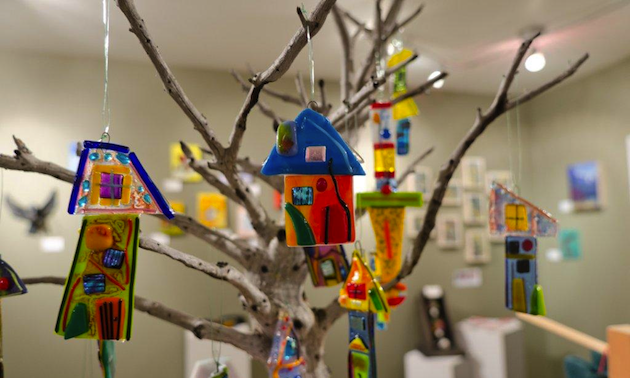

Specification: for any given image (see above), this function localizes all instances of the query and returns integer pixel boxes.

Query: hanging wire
[300,4,315,102]
[515,74,523,193]
[99,0,111,142]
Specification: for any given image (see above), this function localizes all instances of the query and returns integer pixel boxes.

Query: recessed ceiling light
[525,51,546,73]
[428,71,444,89]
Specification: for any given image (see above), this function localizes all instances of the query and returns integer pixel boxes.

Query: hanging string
[515,74,523,193]
[99,0,111,142]
[300,4,315,102]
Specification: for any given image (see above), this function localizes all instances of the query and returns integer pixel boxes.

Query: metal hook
[99,132,110,143]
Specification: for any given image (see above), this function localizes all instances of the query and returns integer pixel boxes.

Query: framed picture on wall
[463,192,485,225]
[407,166,434,200]
[465,229,491,264]
[567,161,606,211]
[443,179,463,207]
[486,170,512,193]
[406,210,437,239]
[462,157,486,190]
[437,214,463,250]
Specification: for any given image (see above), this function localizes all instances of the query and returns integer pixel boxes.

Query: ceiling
[1,0,630,95]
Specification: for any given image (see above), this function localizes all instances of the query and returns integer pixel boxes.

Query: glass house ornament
[261,109,365,247]
[348,310,377,378]
[370,102,396,193]
[505,236,546,316]
[267,311,306,378]
[68,141,175,218]
[97,340,116,378]
[387,48,419,121]
[356,192,422,288]
[55,214,139,340]
[304,245,350,287]
[396,119,410,156]
[338,250,390,325]
[0,257,28,299]
[489,182,558,238]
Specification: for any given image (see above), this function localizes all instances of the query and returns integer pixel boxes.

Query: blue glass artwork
[292,187,313,206]
[84,274,106,295]
[396,119,410,155]
[103,249,125,269]
[567,161,603,210]
[559,229,582,260]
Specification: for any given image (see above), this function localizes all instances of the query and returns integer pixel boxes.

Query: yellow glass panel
[512,278,527,313]
[374,147,396,174]
[505,204,528,231]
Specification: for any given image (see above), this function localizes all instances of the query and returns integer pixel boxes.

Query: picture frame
[406,166,433,200]
[443,179,463,207]
[465,229,491,264]
[462,157,486,190]
[197,193,228,229]
[437,214,463,249]
[485,170,512,194]
[463,192,486,225]
[567,161,606,211]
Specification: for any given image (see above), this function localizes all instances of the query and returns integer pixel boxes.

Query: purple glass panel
[100,173,123,199]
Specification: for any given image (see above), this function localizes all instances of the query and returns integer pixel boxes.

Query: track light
[525,50,546,73]
[428,71,444,89]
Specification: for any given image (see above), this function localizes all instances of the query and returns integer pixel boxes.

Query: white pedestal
[457,317,525,378]
[404,349,471,378]
[184,323,252,378]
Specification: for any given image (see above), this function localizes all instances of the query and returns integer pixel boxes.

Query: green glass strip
[356,192,423,208]
[285,203,316,245]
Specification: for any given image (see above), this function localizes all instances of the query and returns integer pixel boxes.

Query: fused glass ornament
[68,141,174,219]
[211,364,229,378]
[304,245,350,287]
[489,182,558,237]
[356,192,422,287]
[261,109,365,247]
[370,102,396,192]
[387,48,419,120]
[55,214,139,340]
[348,310,377,378]
[339,250,390,324]
[505,235,546,316]
[0,257,28,298]
[267,311,306,378]
[97,340,116,378]
[396,119,410,156]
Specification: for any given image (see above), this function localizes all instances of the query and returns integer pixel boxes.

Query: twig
[230,70,285,124]
[139,237,271,317]
[332,5,354,100]
[23,276,270,360]
[395,146,435,185]
[237,157,284,193]
[246,65,303,107]
[116,0,223,157]
[318,79,332,116]
[337,7,372,35]
[391,37,589,287]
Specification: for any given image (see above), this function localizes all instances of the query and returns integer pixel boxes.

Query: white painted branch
[230,70,285,124]
[116,0,224,157]
[332,6,354,100]
[23,277,270,361]
[140,237,271,317]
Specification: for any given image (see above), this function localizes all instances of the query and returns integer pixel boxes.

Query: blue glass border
[128,152,175,219]
[67,147,90,215]
[84,140,130,153]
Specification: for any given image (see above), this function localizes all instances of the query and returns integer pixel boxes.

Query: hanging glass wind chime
[55,0,174,345]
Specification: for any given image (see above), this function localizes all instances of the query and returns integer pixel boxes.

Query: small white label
[40,236,65,253]
[148,232,171,246]
[452,268,483,288]
[558,199,575,214]
[163,178,184,193]
[546,248,563,262]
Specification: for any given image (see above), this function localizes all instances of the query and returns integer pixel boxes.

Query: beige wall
[0,49,627,378]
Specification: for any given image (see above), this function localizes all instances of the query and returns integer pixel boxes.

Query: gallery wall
[0,49,627,378]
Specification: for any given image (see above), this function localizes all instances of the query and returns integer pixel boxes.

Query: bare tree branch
[332,6,353,100]
[388,4,424,37]
[140,237,271,317]
[337,7,372,35]
[237,157,284,193]
[391,38,589,287]
[227,0,337,160]
[116,0,223,157]
[395,146,435,185]
[329,52,418,125]
[246,65,303,107]
[316,298,347,330]
[230,70,285,124]
[23,277,270,361]
[318,79,332,116]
